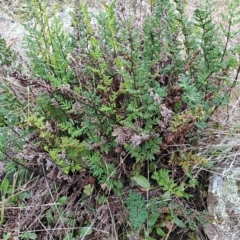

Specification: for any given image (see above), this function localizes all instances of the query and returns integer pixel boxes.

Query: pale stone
[204,168,240,240]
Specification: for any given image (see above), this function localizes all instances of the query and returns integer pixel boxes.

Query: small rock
[204,168,240,240]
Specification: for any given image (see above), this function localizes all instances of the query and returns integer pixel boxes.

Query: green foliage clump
[152,169,192,199]
[18,0,238,176]
[23,0,74,86]
[125,191,148,230]
[0,36,16,67]
[1,0,240,238]
[0,36,27,161]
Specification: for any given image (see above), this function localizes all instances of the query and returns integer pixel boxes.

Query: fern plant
[0,36,16,68]
[152,169,192,199]
[0,36,27,161]
[1,0,240,238]
[16,0,239,178]
[125,191,148,230]
[23,0,74,86]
